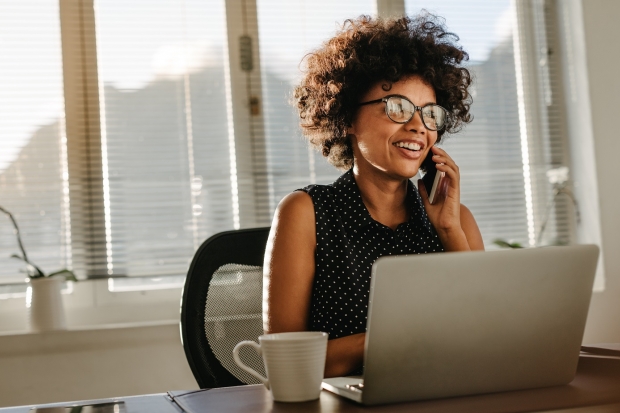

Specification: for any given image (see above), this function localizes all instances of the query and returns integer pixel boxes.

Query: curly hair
[294,13,473,170]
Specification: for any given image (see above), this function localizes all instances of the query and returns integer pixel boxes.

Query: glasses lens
[421,105,447,131]
[385,97,414,123]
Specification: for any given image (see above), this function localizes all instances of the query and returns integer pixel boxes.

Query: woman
[263,13,484,378]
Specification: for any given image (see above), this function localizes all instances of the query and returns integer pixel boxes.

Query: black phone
[420,151,445,204]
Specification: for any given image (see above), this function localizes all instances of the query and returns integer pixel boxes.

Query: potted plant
[494,167,580,250]
[1,206,76,331]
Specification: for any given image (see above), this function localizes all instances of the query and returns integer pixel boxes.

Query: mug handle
[233,340,269,389]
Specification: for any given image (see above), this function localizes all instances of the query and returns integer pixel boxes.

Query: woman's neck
[352,165,410,230]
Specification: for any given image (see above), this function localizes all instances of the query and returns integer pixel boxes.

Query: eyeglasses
[358,95,448,131]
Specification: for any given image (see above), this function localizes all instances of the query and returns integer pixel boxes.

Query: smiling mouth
[393,142,422,152]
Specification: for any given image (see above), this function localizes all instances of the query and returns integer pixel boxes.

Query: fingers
[421,148,462,233]
[430,146,457,170]
[430,147,459,188]
[439,175,451,199]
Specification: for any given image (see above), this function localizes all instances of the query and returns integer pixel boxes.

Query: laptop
[322,245,599,405]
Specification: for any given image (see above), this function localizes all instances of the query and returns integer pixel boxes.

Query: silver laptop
[322,245,599,405]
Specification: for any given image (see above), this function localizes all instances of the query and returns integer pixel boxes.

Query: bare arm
[263,191,364,377]
[459,204,484,251]
[262,191,316,333]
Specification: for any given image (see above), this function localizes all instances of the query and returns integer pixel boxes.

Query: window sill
[0,278,183,334]
[0,320,180,356]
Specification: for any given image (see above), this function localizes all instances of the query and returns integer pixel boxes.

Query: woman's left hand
[418,146,469,251]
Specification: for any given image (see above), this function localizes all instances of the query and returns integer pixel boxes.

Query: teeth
[395,142,421,151]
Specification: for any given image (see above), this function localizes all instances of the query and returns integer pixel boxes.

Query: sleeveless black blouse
[299,169,444,340]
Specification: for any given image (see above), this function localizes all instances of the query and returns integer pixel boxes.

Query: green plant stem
[0,205,45,277]
[537,183,581,246]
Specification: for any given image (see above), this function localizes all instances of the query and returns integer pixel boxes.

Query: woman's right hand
[324,333,366,377]
[418,146,484,251]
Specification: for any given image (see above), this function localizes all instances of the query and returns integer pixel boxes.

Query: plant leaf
[48,269,78,282]
[493,239,524,249]
[10,253,26,262]
[31,263,46,278]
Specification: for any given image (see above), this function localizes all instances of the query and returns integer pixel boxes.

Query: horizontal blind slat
[0,2,66,282]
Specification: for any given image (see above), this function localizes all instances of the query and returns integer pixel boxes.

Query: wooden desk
[3,355,620,413]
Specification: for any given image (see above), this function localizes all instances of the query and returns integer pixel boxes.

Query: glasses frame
[358,94,448,131]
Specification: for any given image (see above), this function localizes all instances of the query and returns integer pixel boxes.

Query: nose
[404,107,427,134]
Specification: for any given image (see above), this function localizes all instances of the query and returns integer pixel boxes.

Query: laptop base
[322,377,363,403]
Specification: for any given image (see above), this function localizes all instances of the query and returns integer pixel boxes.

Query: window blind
[0,2,67,282]
[405,0,532,247]
[514,0,575,247]
[255,0,574,249]
[256,0,376,213]
[402,0,574,248]
[0,0,576,285]
[94,0,232,277]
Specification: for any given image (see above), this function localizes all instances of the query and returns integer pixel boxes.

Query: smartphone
[421,151,445,204]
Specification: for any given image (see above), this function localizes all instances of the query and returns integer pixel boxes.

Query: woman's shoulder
[297,181,342,210]
[275,181,342,229]
[271,191,316,246]
[298,182,336,197]
[273,191,314,225]
[278,190,313,213]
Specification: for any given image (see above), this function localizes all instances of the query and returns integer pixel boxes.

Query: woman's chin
[381,166,421,181]
[391,161,422,179]
[357,158,421,180]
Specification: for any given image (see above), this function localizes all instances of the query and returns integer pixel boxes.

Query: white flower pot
[27,276,67,331]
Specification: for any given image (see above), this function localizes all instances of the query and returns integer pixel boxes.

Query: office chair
[180,227,271,388]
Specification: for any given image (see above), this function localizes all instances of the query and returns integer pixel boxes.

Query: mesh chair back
[180,227,270,388]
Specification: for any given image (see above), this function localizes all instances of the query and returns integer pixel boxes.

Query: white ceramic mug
[233,331,328,402]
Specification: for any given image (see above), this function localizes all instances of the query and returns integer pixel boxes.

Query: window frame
[0,0,602,315]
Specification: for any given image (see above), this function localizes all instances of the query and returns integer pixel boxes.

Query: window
[95,0,231,278]
[256,0,375,211]
[0,0,584,288]
[0,1,67,283]
[401,0,575,248]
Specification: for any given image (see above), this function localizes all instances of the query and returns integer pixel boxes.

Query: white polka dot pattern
[299,169,444,340]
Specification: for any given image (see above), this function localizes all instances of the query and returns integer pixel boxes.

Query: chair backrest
[180,227,270,388]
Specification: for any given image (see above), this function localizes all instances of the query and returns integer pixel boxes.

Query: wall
[580,0,620,343]
[0,323,198,408]
[0,281,198,408]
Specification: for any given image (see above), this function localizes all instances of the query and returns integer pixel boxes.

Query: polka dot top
[299,169,444,340]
